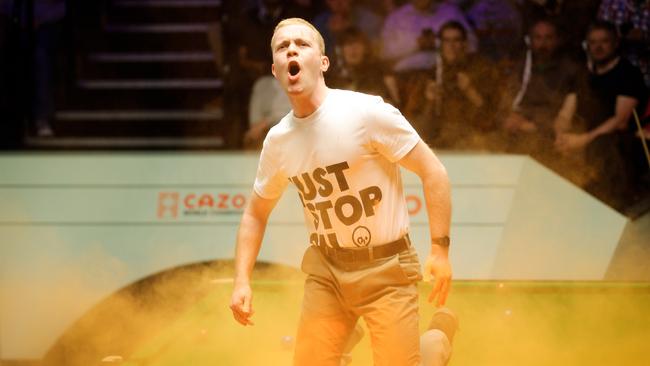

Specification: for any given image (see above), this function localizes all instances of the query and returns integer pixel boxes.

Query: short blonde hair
[271,18,326,55]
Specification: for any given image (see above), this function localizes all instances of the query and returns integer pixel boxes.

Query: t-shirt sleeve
[253,133,289,199]
[364,95,421,162]
[618,64,648,102]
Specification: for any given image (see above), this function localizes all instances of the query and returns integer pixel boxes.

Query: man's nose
[287,42,299,54]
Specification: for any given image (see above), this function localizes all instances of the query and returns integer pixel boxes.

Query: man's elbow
[421,161,449,187]
[615,112,633,130]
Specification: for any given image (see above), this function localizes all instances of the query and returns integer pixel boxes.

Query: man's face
[530,22,559,59]
[326,0,351,14]
[342,39,366,66]
[440,28,466,63]
[271,24,329,95]
[586,29,617,64]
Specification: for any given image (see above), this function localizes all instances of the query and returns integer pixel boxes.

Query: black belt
[317,234,411,263]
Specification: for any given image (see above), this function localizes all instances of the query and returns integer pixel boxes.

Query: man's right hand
[243,120,269,147]
[504,112,537,133]
[230,282,254,326]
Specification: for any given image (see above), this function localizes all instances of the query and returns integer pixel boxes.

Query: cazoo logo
[157,192,247,219]
[157,192,422,219]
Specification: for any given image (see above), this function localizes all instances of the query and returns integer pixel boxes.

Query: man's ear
[272,63,276,78]
[321,55,330,73]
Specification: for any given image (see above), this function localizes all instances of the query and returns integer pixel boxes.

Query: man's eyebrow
[275,39,290,49]
[274,37,312,50]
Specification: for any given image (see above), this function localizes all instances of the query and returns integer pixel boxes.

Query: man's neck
[532,51,557,67]
[290,83,329,118]
[443,55,465,66]
[593,56,620,75]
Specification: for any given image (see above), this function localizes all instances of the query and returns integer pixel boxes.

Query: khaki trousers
[293,245,422,366]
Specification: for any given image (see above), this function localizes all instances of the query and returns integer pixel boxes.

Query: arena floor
[40,262,650,366]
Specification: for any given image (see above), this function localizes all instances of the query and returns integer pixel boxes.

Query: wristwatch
[431,236,450,247]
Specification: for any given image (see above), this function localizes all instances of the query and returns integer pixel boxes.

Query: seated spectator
[312,0,383,60]
[326,27,400,105]
[405,21,498,147]
[466,0,523,62]
[502,18,580,157]
[243,75,291,149]
[224,0,307,147]
[230,0,300,85]
[557,21,649,209]
[519,0,601,58]
[597,0,650,87]
[381,0,477,73]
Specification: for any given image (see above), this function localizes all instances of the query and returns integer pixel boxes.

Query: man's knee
[420,329,452,366]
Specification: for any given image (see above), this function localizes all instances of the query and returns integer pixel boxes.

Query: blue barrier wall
[0,153,626,359]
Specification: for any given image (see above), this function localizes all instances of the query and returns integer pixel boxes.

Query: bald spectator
[381,0,477,73]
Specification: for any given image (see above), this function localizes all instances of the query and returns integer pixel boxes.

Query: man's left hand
[556,132,591,154]
[425,253,452,307]
[456,72,472,92]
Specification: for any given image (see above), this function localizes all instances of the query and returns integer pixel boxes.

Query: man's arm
[230,191,280,326]
[398,140,452,306]
[557,95,638,152]
[553,93,577,134]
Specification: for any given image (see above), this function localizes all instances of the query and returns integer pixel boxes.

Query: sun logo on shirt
[352,226,372,247]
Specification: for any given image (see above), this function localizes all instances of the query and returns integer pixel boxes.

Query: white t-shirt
[254,89,420,249]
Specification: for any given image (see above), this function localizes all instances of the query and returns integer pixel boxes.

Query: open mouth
[288,61,301,77]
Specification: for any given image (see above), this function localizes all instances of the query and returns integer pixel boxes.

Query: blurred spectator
[243,75,291,149]
[224,0,306,147]
[381,0,477,73]
[312,0,383,60]
[466,0,523,62]
[502,18,579,156]
[557,21,648,208]
[230,0,296,83]
[597,0,650,87]
[519,0,601,58]
[406,21,498,147]
[326,27,400,104]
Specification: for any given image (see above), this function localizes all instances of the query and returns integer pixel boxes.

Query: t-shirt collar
[291,89,332,125]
